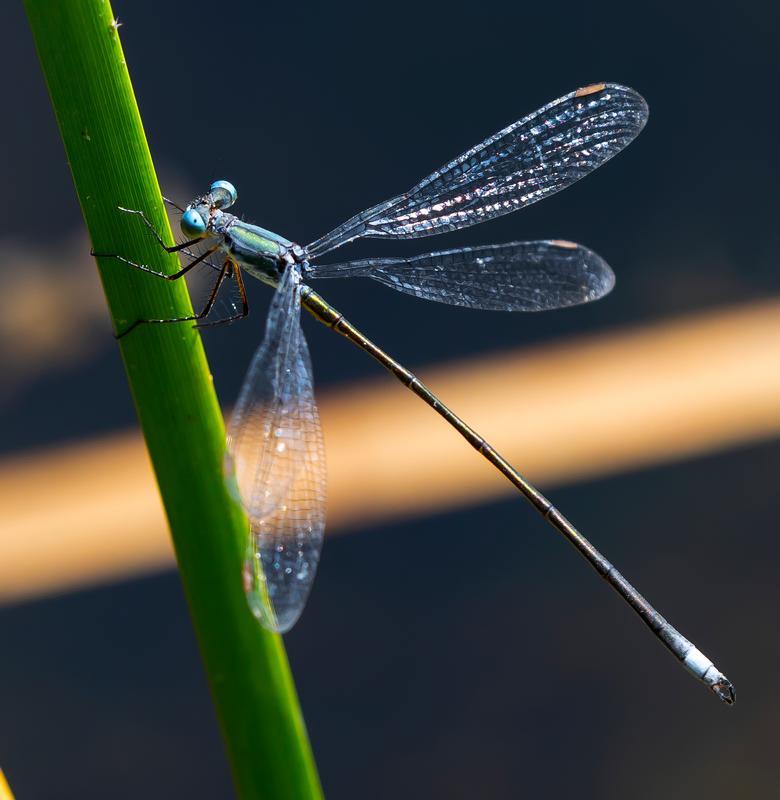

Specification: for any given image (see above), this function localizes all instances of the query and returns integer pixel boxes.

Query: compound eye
[180,208,207,238]
[210,179,238,210]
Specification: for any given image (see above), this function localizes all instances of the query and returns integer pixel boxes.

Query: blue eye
[210,179,238,210]
[180,208,207,238]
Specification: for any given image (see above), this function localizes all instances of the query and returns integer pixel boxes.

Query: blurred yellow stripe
[0,769,14,800]
[3,299,780,604]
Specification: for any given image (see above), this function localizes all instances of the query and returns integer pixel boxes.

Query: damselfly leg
[90,242,220,281]
[194,263,249,329]
[93,206,248,336]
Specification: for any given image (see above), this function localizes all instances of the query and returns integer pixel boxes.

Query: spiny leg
[92,243,220,281]
[162,196,185,213]
[195,263,250,329]
[116,258,232,339]
[91,204,202,273]
[115,205,200,253]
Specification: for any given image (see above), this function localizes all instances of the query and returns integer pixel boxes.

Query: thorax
[219,218,300,286]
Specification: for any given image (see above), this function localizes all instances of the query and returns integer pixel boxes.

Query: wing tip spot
[575,83,607,97]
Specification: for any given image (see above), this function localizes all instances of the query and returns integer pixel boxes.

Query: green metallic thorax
[224,220,294,286]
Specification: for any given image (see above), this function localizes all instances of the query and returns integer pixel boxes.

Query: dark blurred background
[2,1,779,797]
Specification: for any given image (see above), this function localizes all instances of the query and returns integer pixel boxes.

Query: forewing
[225,266,326,632]
[306,84,647,257]
[305,240,614,311]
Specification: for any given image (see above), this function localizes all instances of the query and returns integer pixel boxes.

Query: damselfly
[94,83,734,703]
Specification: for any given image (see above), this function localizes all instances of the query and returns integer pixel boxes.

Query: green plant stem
[24,2,322,797]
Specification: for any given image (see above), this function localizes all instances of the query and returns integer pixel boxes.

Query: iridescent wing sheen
[305,240,614,311]
[225,265,326,633]
[305,84,647,258]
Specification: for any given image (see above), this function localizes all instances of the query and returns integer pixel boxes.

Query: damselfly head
[179,181,237,239]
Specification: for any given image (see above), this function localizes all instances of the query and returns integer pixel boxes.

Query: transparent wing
[306,83,647,258]
[305,240,614,311]
[225,265,326,633]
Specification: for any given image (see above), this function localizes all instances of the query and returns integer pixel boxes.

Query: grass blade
[23,1,323,796]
